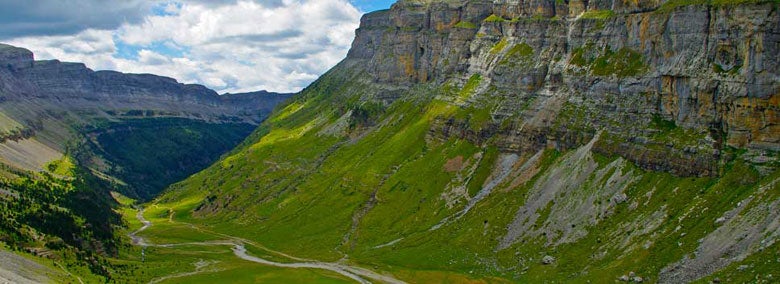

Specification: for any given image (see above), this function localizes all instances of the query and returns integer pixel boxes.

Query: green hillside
[150,60,780,282]
[2,0,779,283]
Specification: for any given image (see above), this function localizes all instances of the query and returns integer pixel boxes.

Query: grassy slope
[0,157,123,282]
[103,197,353,284]
[0,117,263,282]
[145,59,780,283]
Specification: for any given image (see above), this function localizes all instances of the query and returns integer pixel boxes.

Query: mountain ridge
[0,43,292,125]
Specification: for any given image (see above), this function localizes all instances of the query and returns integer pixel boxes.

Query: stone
[541,255,555,265]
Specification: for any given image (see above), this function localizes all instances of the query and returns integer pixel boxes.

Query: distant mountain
[0,43,291,126]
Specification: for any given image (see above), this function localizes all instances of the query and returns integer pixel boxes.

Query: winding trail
[130,208,405,284]
[129,208,152,247]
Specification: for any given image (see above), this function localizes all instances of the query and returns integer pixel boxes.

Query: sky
[1,0,396,94]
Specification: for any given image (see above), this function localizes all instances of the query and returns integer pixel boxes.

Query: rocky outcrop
[346,0,780,177]
[0,44,33,70]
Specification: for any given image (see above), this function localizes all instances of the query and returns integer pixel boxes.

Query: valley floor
[121,203,406,284]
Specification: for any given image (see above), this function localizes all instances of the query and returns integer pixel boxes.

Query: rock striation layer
[0,43,291,125]
[348,0,779,176]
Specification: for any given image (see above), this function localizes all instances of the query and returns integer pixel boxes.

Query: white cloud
[138,49,170,65]
[4,0,362,93]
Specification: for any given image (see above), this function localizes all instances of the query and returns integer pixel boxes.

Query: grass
[580,9,615,20]
[713,63,742,74]
[107,197,355,284]
[590,47,646,77]
[490,38,509,55]
[657,0,780,13]
[160,264,352,284]
[45,156,75,178]
[570,45,646,77]
[651,115,677,131]
[496,42,535,69]
[454,21,477,29]
[136,61,779,283]
[457,74,482,103]
[484,14,506,23]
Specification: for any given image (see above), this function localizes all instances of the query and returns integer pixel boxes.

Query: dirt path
[129,208,152,247]
[131,208,406,284]
[148,260,220,284]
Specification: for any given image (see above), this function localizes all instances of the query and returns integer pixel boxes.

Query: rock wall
[0,44,292,125]
[346,0,780,176]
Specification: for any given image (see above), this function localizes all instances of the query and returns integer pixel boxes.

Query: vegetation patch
[457,74,482,103]
[651,115,678,131]
[570,45,646,77]
[497,42,535,68]
[656,0,779,13]
[45,156,75,178]
[712,63,742,74]
[591,47,646,77]
[506,42,534,58]
[484,14,507,23]
[89,118,255,199]
[580,9,616,20]
[453,21,477,29]
[0,163,122,280]
[490,38,509,55]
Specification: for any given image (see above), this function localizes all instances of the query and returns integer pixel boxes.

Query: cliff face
[348,0,779,176]
[0,44,291,125]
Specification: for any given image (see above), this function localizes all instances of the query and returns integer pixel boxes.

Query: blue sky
[3,0,398,93]
[351,0,395,12]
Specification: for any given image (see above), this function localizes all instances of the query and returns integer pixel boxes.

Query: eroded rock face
[0,44,33,70]
[0,43,292,125]
[345,0,780,177]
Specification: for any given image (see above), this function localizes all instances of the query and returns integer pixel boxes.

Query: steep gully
[129,208,406,284]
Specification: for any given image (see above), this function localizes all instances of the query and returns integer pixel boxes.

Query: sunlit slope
[155,58,779,282]
[155,0,779,282]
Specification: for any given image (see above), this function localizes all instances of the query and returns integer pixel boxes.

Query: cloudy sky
[1,0,395,94]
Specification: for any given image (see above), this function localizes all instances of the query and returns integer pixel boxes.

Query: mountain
[0,43,292,198]
[0,43,290,278]
[151,0,780,282]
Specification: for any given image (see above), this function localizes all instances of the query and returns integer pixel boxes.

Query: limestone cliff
[0,43,291,126]
[347,0,779,176]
